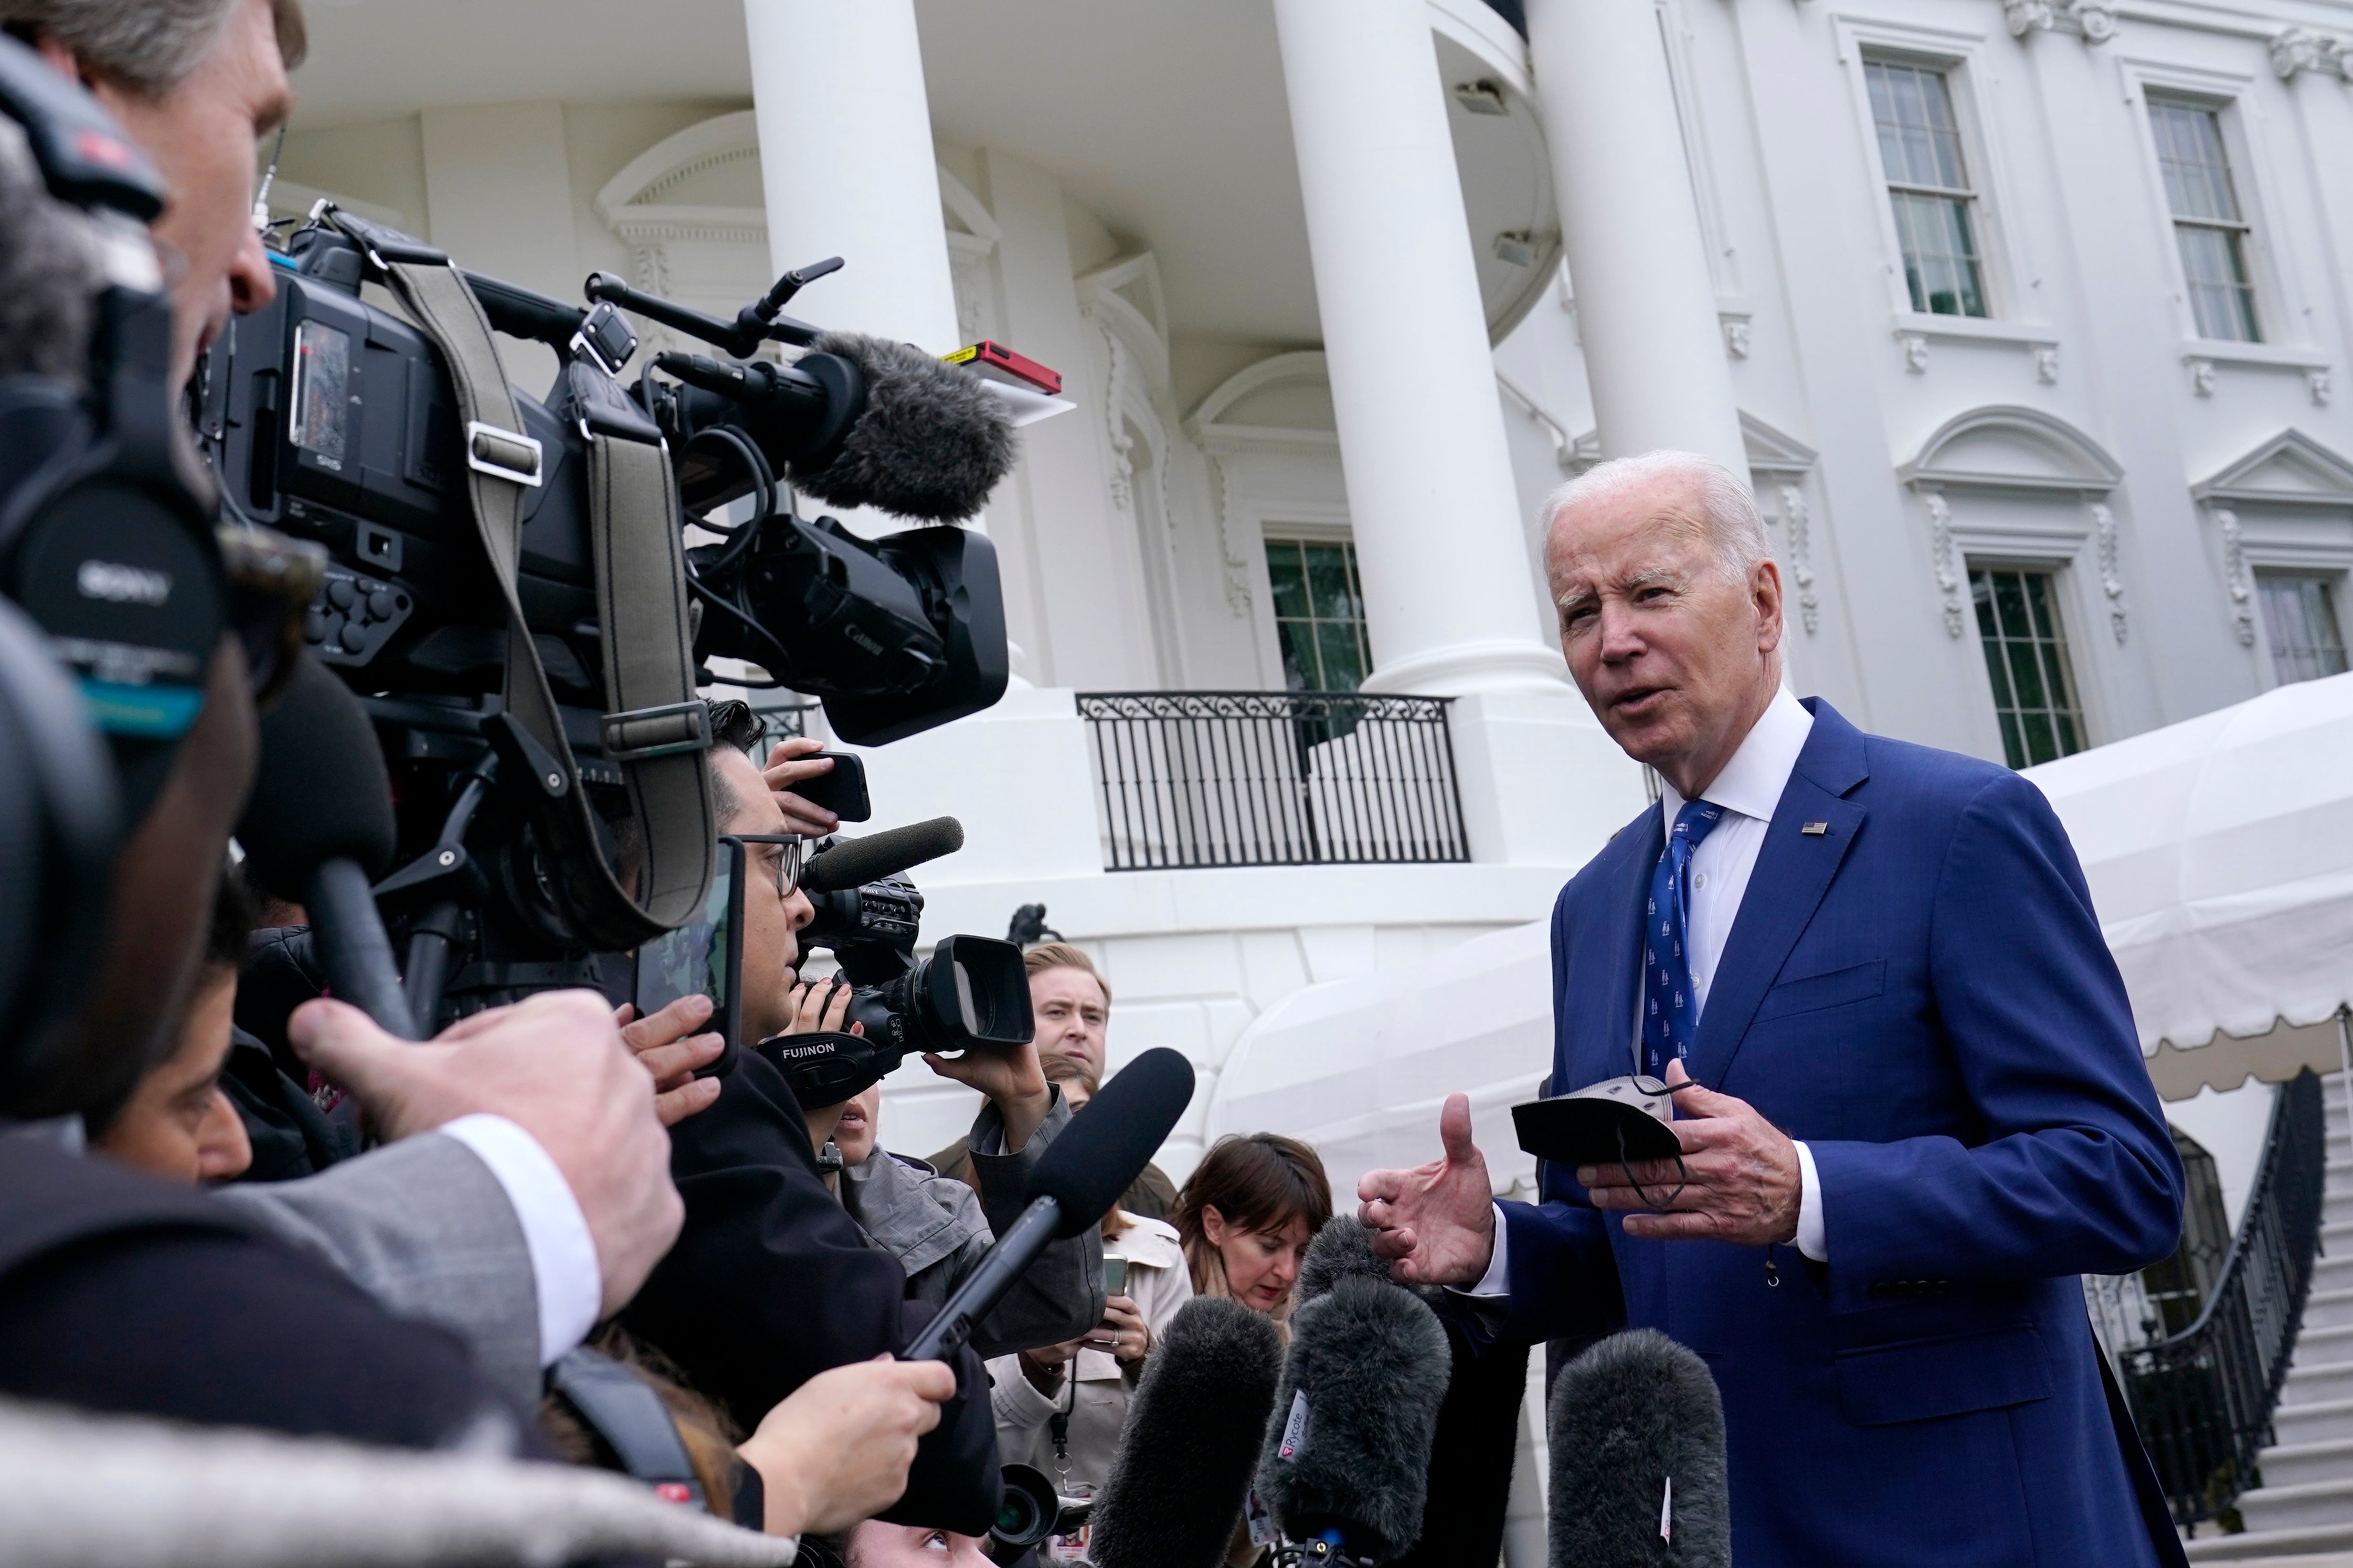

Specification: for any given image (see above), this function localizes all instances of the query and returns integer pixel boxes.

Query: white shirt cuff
[1793,1139,1828,1262]
[435,1113,602,1364]
[1453,1202,1513,1300]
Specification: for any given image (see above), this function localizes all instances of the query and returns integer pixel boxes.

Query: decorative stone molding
[1898,404,2125,497]
[2212,507,2257,646]
[1204,455,1252,617]
[1721,313,1752,360]
[1100,326,1135,513]
[2034,344,2061,385]
[2310,369,2334,408]
[2270,28,2352,81]
[2091,502,2127,643]
[2189,357,2217,398]
[1775,485,1820,635]
[1925,493,1967,637]
[2004,0,2115,43]
[1901,333,1930,374]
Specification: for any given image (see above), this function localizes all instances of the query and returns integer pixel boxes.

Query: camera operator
[619,702,1009,1534]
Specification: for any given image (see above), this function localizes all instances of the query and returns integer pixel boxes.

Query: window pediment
[1899,404,2122,496]
[2191,429,2353,509]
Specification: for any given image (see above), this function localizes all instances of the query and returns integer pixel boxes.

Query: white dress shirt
[1466,687,1828,1300]
[434,1114,603,1364]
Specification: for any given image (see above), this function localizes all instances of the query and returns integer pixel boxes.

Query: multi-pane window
[1866,59,1988,318]
[2257,572,2349,685]
[2149,98,2260,343]
[1971,566,2087,769]
[1265,537,1370,692]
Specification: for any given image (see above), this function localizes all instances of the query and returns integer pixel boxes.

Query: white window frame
[2248,564,2353,689]
[2114,55,2316,364]
[1958,550,2104,769]
[1832,16,2040,340]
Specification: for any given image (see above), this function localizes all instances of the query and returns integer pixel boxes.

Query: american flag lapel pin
[1801,821,1829,836]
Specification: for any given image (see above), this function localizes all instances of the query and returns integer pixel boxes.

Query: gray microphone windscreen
[1255,1275,1450,1563]
[798,816,963,893]
[1548,1329,1729,1568]
[1090,1296,1285,1568]
[1296,1215,1395,1307]
[794,332,1015,521]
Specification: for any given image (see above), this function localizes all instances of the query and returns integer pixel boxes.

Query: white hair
[1541,450,1770,581]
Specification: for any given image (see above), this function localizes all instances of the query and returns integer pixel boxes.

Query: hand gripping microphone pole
[903,1047,1194,1363]
[233,654,415,1038]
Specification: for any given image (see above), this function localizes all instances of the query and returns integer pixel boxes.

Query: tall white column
[1273,0,1644,865]
[741,0,961,357]
[1524,0,1746,476]
[1271,0,1566,698]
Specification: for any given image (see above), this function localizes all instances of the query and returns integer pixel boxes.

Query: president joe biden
[1360,451,2185,1567]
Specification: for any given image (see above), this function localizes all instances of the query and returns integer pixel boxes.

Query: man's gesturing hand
[1356,1092,1497,1286]
[1579,1058,1800,1245]
[290,989,684,1317]
[738,1355,956,1536]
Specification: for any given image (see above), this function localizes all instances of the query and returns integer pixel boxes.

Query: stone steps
[2183,1518,2353,1560]
[2241,1476,2353,1538]
[2275,1397,2353,1449]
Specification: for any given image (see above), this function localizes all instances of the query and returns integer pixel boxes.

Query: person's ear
[1201,1205,1227,1246]
[1752,557,1785,655]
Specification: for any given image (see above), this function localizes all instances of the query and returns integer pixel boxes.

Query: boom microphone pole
[233,654,414,1038]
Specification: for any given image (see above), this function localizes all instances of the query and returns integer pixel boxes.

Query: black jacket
[621,1048,1002,1534]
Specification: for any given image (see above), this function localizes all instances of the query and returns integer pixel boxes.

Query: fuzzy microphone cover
[797,332,1015,522]
[1548,1329,1729,1568]
[1090,1296,1285,1568]
[1255,1275,1451,1562]
[1296,1215,1395,1306]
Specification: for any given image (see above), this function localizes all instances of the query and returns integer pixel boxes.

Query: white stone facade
[272,0,2353,1171]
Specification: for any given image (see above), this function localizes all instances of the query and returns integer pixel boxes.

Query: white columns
[1270,0,1566,698]
[1525,0,1746,476]
[741,0,960,356]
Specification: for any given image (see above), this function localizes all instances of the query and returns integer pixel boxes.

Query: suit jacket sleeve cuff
[433,1114,600,1363]
[1793,1140,1828,1262]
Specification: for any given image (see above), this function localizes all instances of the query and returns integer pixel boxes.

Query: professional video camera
[193,201,1032,1031]
[761,838,1032,1109]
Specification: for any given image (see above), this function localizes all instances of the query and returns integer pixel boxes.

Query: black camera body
[768,870,1033,1110]
[195,226,1007,742]
[192,216,1019,1027]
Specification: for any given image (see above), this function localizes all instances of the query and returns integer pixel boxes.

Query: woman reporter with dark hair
[1169,1133,1333,1325]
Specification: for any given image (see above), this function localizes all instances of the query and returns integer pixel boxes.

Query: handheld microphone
[800,815,964,893]
[1089,1296,1286,1568]
[1547,1330,1728,1568]
[232,654,413,1038]
[1292,1222,1525,1568]
[1255,1276,1451,1567]
[903,1046,1194,1362]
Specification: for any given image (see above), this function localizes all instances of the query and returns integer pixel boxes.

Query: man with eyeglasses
[620,700,1029,1534]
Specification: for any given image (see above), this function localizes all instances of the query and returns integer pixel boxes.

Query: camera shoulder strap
[325,209,712,949]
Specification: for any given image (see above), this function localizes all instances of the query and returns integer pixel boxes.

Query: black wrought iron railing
[1076,691,1470,871]
[2114,1069,2328,1528]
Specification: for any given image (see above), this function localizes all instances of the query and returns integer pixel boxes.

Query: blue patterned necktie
[1643,798,1726,1079]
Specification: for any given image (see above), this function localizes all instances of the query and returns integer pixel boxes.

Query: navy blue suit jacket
[1497,700,2182,1567]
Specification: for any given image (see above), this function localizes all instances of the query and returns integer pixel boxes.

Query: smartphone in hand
[631,837,750,1079]
[790,751,871,821]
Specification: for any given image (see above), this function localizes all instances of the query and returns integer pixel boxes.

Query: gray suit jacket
[840,1089,1103,1358]
[217,1133,543,1413]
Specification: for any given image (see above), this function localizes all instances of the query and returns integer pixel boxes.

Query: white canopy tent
[1206,673,2353,1187]
[2025,669,2353,1101]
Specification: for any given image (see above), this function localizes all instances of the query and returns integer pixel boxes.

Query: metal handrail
[2117,1068,2328,1527]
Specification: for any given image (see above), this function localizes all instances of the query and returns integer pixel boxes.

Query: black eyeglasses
[729,832,806,899]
